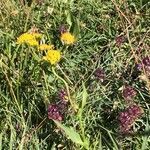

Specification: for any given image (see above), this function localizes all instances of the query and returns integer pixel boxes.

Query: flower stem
[52,66,78,112]
[57,65,73,85]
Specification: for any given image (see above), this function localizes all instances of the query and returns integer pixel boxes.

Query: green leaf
[72,18,80,38]
[81,83,88,109]
[141,120,149,150]
[54,121,84,145]
[66,10,73,27]
[0,132,3,150]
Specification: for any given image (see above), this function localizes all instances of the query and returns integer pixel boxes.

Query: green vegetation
[0,0,150,149]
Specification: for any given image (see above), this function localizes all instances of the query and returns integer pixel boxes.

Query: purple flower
[58,89,68,103]
[59,25,68,34]
[118,111,131,125]
[136,56,150,76]
[94,68,105,82]
[118,111,132,133]
[136,63,143,71]
[127,105,143,119]
[115,35,125,47]
[145,66,150,76]
[118,104,143,133]
[47,104,62,121]
[122,86,136,101]
[142,56,150,66]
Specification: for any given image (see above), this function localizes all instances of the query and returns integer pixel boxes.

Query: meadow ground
[0,0,150,149]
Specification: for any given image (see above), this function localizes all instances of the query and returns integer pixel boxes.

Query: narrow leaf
[82,83,88,109]
[54,121,84,145]
[0,132,3,150]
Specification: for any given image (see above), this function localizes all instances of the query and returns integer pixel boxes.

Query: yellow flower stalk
[39,44,54,51]
[60,32,75,44]
[43,50,61,65]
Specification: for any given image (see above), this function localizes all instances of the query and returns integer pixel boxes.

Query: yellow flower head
[43,50,61,65]
[31,33,43,39]
[27,39,39,46]
[17,32,42,46]
[60,32,75,44]
[17,33,34,44]
[39,44,54,51]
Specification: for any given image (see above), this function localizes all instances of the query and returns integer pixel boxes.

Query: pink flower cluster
[118,104,143,133]
[122,86,136,101]
[137,56,150,76]
[48,104,63,121]
[47,89,68,121]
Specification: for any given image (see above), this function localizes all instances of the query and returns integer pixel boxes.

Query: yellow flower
[39,44,54,51]
[17,33,34,44]
[60,32,75,44]
[27,39,39,46]
[31,33,43,39]
[43,50,61,65]
[17,32,42,46]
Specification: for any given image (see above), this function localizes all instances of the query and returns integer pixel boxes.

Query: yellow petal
[60,32,75,44]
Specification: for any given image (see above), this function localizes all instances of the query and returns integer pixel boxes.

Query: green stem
[57,65,73,85]
[52,66,77,112]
